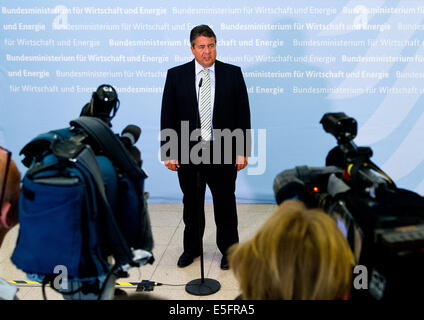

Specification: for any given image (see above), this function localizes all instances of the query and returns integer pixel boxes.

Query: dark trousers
[177,162,239,257]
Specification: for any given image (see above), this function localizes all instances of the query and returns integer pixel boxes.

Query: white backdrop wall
[1,0,424,203]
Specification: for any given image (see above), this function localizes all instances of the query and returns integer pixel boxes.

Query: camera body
[274,112,424,300]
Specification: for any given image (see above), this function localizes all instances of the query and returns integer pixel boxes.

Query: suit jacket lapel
[187,59,197,106]
[187,60,200,124]
[213,60,222,123]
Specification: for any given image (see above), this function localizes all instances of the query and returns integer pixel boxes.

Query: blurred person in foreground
[0,147,20,300]
[228,200,354,300]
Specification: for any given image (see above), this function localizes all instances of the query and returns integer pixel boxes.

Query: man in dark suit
[160,25,251,270]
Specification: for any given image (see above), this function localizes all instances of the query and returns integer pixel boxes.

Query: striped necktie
[200,68,212,141]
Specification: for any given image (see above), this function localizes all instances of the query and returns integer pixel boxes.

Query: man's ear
[0,201,12,229]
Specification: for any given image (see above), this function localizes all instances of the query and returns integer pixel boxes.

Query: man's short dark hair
[190,25,216,47]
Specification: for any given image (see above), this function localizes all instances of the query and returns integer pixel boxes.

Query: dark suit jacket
[161,59,251,164]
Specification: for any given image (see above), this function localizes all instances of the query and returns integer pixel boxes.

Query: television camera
[273,112,424,300]
[80,84,142,167]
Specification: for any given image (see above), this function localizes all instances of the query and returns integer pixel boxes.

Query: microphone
[120,124,142,167]
[197,78,203,130]
[121,125,141,146]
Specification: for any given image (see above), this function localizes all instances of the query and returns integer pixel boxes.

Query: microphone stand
[185,76,221,296]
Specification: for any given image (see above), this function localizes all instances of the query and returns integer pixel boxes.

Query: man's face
[191,36,216,68]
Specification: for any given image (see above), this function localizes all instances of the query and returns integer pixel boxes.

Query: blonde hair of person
[228,200,354,300]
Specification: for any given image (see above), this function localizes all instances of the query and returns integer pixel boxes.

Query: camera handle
[347,158,396,192]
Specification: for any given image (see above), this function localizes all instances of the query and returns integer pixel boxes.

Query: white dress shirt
[195,60,215,140]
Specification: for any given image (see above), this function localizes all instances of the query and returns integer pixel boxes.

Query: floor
[0,203,276,300]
